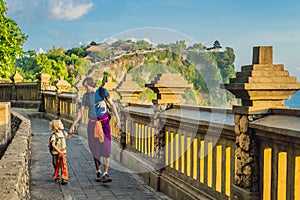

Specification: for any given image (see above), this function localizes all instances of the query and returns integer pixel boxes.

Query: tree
[16,50,39,81]
[192,43,206,51]
[66,46,88,58]
[0,0,27,78]
[216,47,235,83]
[130,40,152,50]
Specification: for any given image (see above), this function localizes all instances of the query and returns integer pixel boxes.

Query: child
[49,119,73,185]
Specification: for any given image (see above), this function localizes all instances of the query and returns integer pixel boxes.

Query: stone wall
[0,103,11,156]
[0,109,31,199]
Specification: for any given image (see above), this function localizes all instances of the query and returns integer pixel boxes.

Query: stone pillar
[0,77,11,83]
[151,103,167,169]
[103,76,117,100]
[231,113,260,199]
[223,46,300,199]
[116,74,144,106]
[12,71,23,83]
[103,76,124,148]
[10,72,24,105]
[145,73,192,105]
[0,103,11,156]
[115,74,144,149]
[55,76,72,116]
[117,100,126,149]
[224,46,300,113]
[146,73,192,168]
[37,73,51,112]
[74,75,86,100]
[37,73,51,91]
[56,76,71,93]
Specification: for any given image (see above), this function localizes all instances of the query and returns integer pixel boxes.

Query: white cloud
[7,0,93,23]
[48,0,93,21]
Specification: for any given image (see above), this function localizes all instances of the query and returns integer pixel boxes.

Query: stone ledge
[110,141,161,191]
[0,110,31,199]
[160,172,215,200]
[231,184,260,200]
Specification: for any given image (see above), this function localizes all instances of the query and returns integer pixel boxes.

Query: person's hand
[115,118,121,129]
[69,125,75,134]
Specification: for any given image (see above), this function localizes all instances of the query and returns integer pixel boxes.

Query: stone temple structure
[223,46,300,114]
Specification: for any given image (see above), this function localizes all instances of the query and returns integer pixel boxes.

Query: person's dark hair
[83,77,98,88]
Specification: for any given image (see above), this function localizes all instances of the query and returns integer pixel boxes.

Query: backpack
[99,87,113,120]
[48,130,67,155]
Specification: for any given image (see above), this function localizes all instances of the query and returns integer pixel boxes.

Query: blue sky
[6,0,300,80]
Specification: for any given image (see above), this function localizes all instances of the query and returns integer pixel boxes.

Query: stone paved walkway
[29,118,171,200]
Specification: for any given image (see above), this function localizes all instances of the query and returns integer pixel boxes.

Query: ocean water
[285,90,300,108]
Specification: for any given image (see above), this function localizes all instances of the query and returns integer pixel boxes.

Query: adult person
[69,77,120,182]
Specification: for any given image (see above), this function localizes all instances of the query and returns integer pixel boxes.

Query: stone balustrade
[0,103,31,199]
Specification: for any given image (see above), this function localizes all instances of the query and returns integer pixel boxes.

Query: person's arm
[51,140,63,155]
[66,133,72,140]
[107,97,121,129]
[69,106,85,134]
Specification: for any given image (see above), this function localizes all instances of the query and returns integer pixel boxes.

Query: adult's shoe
[100,173,112,183]
[96,172,103,182]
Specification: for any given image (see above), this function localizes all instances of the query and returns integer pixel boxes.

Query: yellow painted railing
[127,121,155,157]
[164,130,234,199]
[262,146,300,200]
[39,92,300,200]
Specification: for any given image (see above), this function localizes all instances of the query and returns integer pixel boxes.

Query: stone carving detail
[153,104,164,161]
[234,114,259,192]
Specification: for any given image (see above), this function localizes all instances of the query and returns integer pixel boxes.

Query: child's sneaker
[61,179,68,185]
[54,175,60,182]
[96,172,103,182]
[100,173,112,183]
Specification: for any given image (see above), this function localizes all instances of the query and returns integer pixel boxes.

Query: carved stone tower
[224,46,300,199]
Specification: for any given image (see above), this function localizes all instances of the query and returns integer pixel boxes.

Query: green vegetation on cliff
[16,47,91,84]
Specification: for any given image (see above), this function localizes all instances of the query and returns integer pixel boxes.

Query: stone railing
[248,109,300,200]
[0,82,40,108]
[116,103,235,199]
[0,103,32,199]
[42,90,77,127]
[115,102,300,200]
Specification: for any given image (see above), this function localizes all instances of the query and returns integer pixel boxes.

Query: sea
[285,90,300,108]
